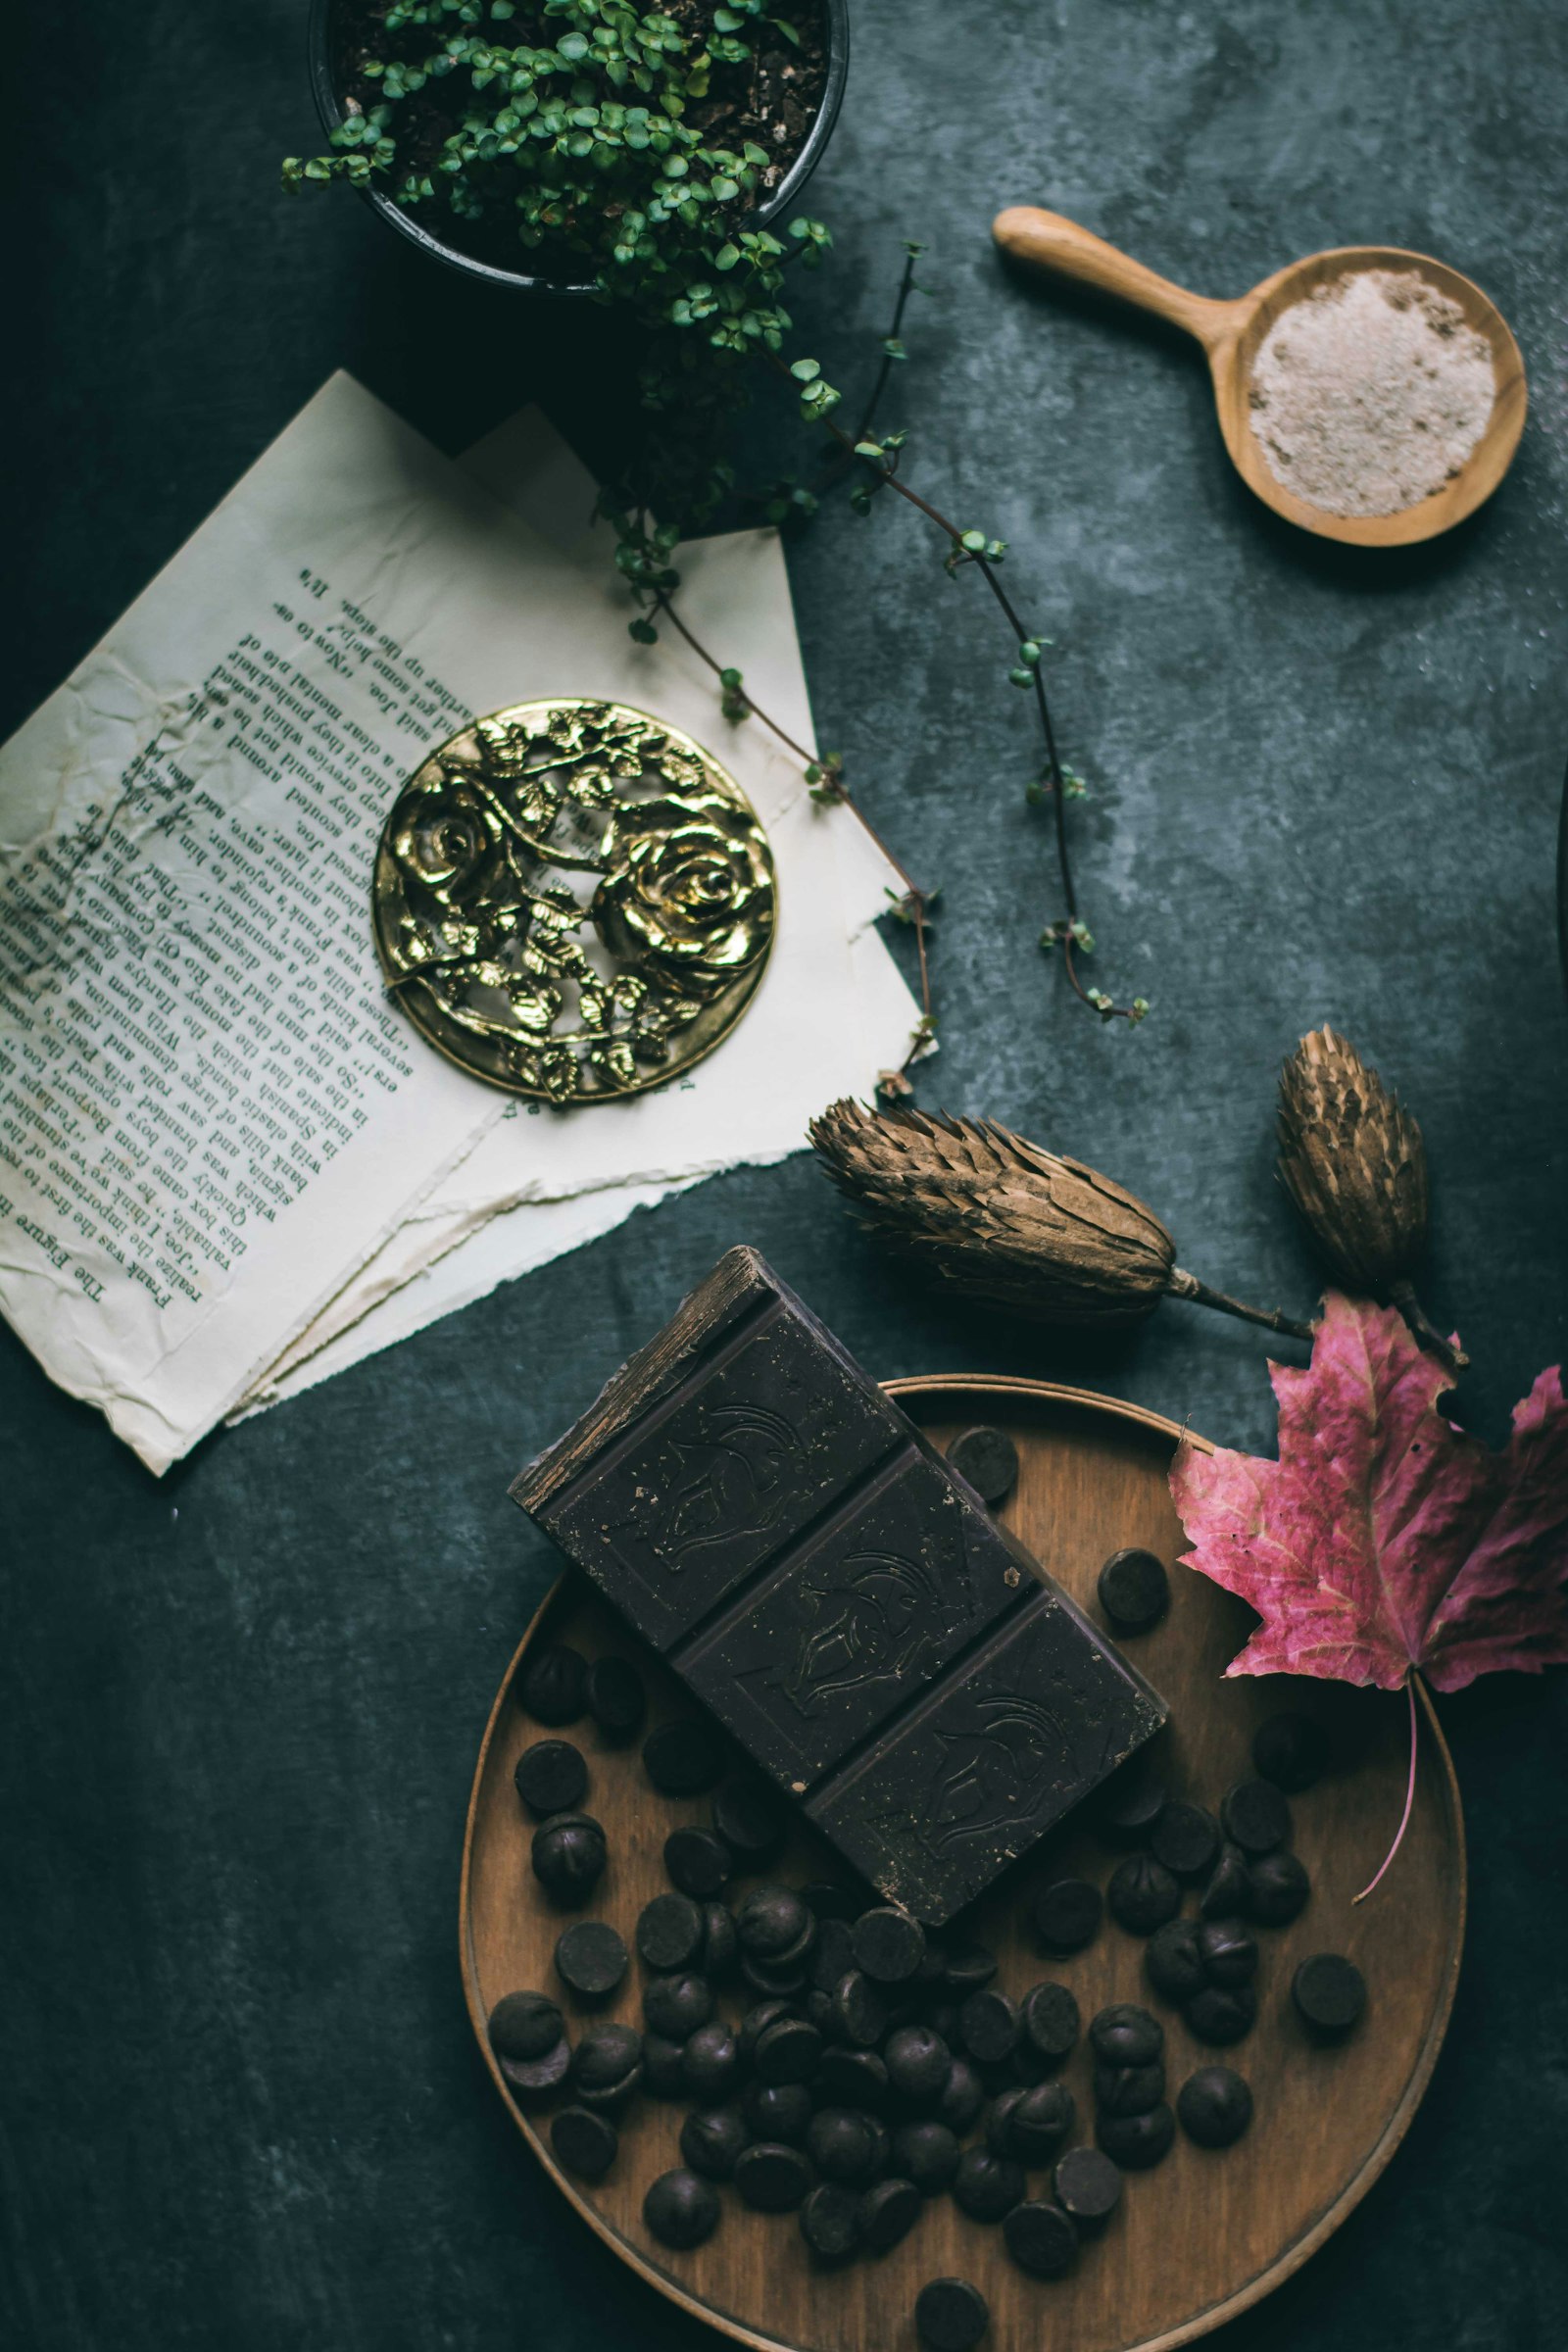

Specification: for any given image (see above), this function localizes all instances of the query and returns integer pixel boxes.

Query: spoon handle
[992,208,1240,353]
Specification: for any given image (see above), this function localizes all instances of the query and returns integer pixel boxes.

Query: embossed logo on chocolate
[652,1404,805,1570]
[927,1687,1075,1849]
[778,1547,943,1715]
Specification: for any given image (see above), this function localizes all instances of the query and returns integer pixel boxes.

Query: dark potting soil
[330,0,829,280]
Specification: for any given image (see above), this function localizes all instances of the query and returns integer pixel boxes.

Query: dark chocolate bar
[511,1248,1166,1923]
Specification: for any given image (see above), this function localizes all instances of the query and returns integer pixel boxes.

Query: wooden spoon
[992,208,1526,547]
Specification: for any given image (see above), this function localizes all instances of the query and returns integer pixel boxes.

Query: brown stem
[1390,1278,1469,1373]
[1167,1267,1316,1344]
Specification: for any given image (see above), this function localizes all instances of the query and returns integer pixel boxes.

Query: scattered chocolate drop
[1053,2144,1123,2224]
[1177,2065,1253,2147]
[893,2119,961,2194]
[1008,2081,1076,2159]
[569,2021,643,2109]
[953,2147,1026,2223]
[1252,1710,1329,1792]
[754,2015,823,2085]
[551,2103,618,2180]
[681,2020,740,2099]
[1292,1952,1366,2036]
[1106,1852,1181,1935]
[734,2139,813,2212]
[583,1653,646,1742]
[514,1739,588,1819]
[1097,1547,1170,1633]
[1031,1876,1103,1955]
[642,2032,686,2098]
[642,1971,714,2040]
[1004,2198,1079,2278]
[860,2175,922,2253]
[636,1891,706,1974]
[833,1969,889,2048]
[1090,2004,1164,2068]
[663,1825,732,1900]
[1150,1799,1221,1882]
[817,2046,891,2112]
[680,2104,750,2180]
[738,1886,813,1961]
[915,2277,990,2352]
[738,1999,793,2068]
[800,2180,861,2260]
[529,1811,607,1904]
[1195,1917,1258,1987]
[1200,1841,1252,1921]
[554,1919,628,2001]
[498,2037,571,2099]
[936,2057,986,2132]
[1094,2061,1165,2117]
[711,1774,786,1865]
[745,2080,812,2143]
[1092,1756,1166,1840]
[947,1426,1020,1506]
[642,1718,726,1797]
[488,1989,564,2063]
[1222,1778,1292,1855]
[941,1941,998,1995]
[1020,1981,1080,2064]
[1184,1984,1258,2047]
[1247,1848,1311,1927]
[644,2166,720,2248]
[885,2025,951,2106]
[1094,2101,1175,2168]
[701,1900,738,1977]
[808,2106,886,2186]
[853,1906,926,1984]
[958,1987,1020,2065]
[519,1642,587,1726]
[1145,1919,1205,2003]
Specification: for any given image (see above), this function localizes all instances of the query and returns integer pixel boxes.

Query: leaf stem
[1167,1268,1316,1343]
[1354,1673,1421,1904]
[1390,1279,1470,1374]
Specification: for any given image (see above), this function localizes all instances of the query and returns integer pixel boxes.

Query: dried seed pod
[809,1102,1311,1343]
[1277,1028,1462,1366]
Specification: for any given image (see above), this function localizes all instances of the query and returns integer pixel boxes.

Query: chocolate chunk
[519,1643,587,1726]
[1200,1841,1252,1921]
[885,2025,952,2106]
[1177,2065,1253,2147]
[498,2037,571,2099]
[953,2147,1026,2222]
[1004,2200,1079,2278]
[570,2022,642,2109]
[745,2080,812,2142]
[711,1775,786,1866]
[738,1886,813,1960]
[1150,1800,1221,1882]
[1195,1917,1258,1987]
[663,1826,732,1900]
[1252,1710,1329,1792]
[530,1812,606,1904]
[555,1921,628,2001]
[1106,1853,1181,1935]
[915,2278,990,2352]
[1031,1877,1102,1955]
[1092,1757,1167,1841]
[702,1901,738,1977]
[1145,1920,1205,2003]
[893,2119,960,2193]
[681,2020,740,2098]
[513,1250,1166,1929]
[936,2056,986,2131]
[551,2104,618,2180]
[642,1971,713,2040]
[817,2046,891,2111]
[833,1969,888,2048]
[1095,2103,1175,2168]
[636,1892,706,1974]
[1184,1984,1257,2046]
[680,2105,751,2180]
[1008,2082,1076,2160]
[1090,2005,1163,2067]
[755,2016,823,2085]
[488,1990,564,2063]
[1053,2145,1122,2223]
[642,2032,686,2097]
[1222,1779,1291,1855]
[642,1718,726,1796]
[860,2176,923,2253]
[800,2181,861,2260]
[735,2139,814,2212]
[853,1907,926,1984]
[1247,1849,1311,1926]
[958,1988,1019,2065]
[583,1654,645,1742]
[1020,1982,1080,2065]
[947,1426,1020,1506]
[808,2107,886,2185]
[1094,2062,1165,2117]
[644,2167,720,2248]
[1097,1547,1169,1633]
[514,1739,588,1819]
[1292,1952,1366,2036]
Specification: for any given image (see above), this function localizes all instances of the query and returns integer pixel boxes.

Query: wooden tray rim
[461,1374,1467,2352]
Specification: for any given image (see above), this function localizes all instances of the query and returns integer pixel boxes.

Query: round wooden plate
[462,1377,1465,2352]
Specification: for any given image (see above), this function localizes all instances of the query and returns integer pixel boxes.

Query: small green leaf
[627,616,658,644]
[882,337,906,360]
[959,529,986,553]
[789,356,820,381]
[855,440,885,460]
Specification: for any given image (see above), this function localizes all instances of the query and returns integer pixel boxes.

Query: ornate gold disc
[372,699,775,1102]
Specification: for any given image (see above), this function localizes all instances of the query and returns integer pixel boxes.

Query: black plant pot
[309,0,850,297]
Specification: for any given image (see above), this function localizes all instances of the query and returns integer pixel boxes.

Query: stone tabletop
[4,3,1565,2347]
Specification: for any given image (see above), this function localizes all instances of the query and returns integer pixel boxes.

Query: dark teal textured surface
[4,3,1566,2347]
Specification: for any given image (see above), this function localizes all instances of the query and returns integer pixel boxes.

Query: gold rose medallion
[373,700,775,1102]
